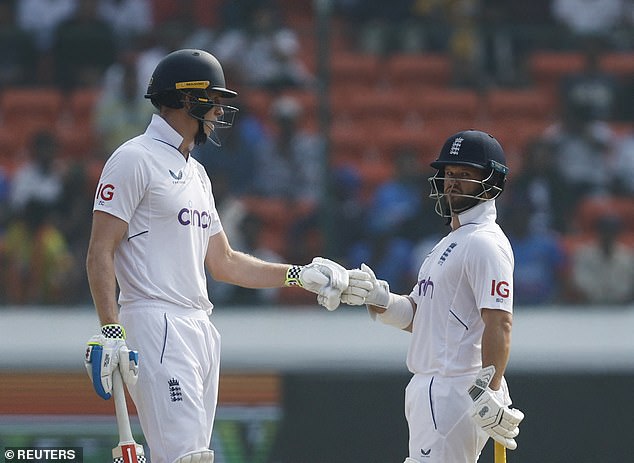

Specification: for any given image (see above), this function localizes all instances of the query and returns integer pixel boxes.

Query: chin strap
[193,120,222,147]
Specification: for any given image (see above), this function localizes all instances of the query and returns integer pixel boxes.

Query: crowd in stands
[0,0,632,306]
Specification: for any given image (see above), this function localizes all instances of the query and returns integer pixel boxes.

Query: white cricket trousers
[405,374,491,463]
[120,304,221,463]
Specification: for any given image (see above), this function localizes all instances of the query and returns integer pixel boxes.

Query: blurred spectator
[551,0,626,47]
[0,0,38,87]
[213,4,314,90]
[251,96,325,262]
[611,131,634,196]
[329,165,367,267]
[543,111,616,231]
[94,52,155,155]
[348,148,427,294]
[52,0,116,89]
[447,0,484,88]
[503,205,567,305]
[0,167,10,231]
[338,0,429,54]
[223,213,285,305]
[98,0,153,48]
[559,38,620,122]
[9,131,64,214]
[3,199,74,304]
[16,0,77,52]
[56,160,103,305]
[503,137,575,234]
[252,96,324,203]
[193,99,264,196]
[569,214,634,304]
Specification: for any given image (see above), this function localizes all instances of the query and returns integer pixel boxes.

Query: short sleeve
[93,147,149,223]
[464,233,514,312]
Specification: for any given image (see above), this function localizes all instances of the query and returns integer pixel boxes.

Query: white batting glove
[342,263,390,308]
[468,366,525,450]
[340,268,374,306]
[84,324,139,400]
[285,257,349,311]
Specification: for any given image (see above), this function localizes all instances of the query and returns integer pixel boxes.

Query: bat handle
[494,442,507,463]
[113,368,135,444]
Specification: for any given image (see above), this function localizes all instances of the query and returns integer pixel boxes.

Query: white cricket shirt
[93,114,223,312]
[407,200,514,377]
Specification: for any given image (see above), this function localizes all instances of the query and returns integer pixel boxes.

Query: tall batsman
[84,49,363,463]
[343,130,525,463]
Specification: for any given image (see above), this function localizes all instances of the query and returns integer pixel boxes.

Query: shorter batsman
[343,130,525,463]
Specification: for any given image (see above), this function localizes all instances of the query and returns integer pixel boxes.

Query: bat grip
[494,441,507,463]
[113,368,135,444]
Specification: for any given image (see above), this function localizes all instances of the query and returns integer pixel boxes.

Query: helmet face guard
[144,49,239,146]
[428,166,505,218]
[428,130,509,218]
[179,86,239,146]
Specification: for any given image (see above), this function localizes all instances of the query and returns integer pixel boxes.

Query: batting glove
[468,366,525,450]
[84,324,139,400]
[285,257,350,311]
[339,268,374,306]
[341,263,390,308]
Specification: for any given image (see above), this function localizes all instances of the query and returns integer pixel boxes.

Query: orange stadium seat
[346,89,410,125]
[330,124,371,164]
[55,125,97,160]
[574,197,634,234]
[386,53,452,89]
[412,88,482,122]
[68,87,102,127]
[600,53,634,78]
[528,51,585,95]
[486,88,557,122]
[330,52,382,88]
[0,87,63,126]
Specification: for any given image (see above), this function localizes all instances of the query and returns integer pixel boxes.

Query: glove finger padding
[469,366,524,450]
[118,346,139,386]
[359,263,390,308]
[317,286,344,311]
[298,266,330,293]
[298,257,349,295]
[311,257,349,291]
[471,392,524,449]
[341,269,373,306]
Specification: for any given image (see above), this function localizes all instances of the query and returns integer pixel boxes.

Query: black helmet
[429,130,509,217]
[145,49,237,103]
[431,129,508,174]
[145,49,238,146]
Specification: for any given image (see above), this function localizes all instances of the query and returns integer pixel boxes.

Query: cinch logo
[96,183,115,202]
[491,280,510,299]
[178,207,211,228]
[417,277,434,298]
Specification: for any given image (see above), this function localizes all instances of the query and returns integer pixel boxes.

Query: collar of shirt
[144,114,194,153]
[456,199,497,227]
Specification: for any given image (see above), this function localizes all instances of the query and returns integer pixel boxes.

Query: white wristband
[374,294,413,329]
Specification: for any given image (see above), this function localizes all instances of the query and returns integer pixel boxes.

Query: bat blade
[112,443,146,463]
[112,369,146,463]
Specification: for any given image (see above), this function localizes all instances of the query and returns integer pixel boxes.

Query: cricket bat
[112,369,145,463]
[494,442,507,463]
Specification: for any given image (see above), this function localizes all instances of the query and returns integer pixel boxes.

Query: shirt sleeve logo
[491,279,510,299]
[96,183,115,205]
